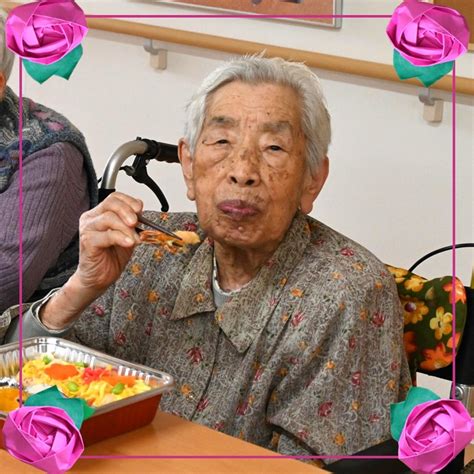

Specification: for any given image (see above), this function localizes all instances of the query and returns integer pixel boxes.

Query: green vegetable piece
[25,386,95,429]
[112,383,125,395]
[67,382,79,392]
[74,362,86,368]
[42,355,52,365]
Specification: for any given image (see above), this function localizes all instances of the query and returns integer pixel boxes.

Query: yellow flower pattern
[429,307,453,340]
[130,263,142,276]
[147,290,159,303]
[386,265,408,283]
[180,384,193,398]
[326,360,335,370]
[194,293,205,303]
[402,298,429,325]
[334,433,346,446]
[290,288,304,298]
[385,264,468,378]
[279,367,288,377]
[404,275,426,292]
[280,313,289,323]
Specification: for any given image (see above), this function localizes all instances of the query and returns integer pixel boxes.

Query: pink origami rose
[398,398,474,474]
[386,0,469,66]
[6,0,87,65]
[3,405,84,474]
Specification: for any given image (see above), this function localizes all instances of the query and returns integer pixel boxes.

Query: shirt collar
[170,211,311,353]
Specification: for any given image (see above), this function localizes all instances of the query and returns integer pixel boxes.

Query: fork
[136,214,182,240]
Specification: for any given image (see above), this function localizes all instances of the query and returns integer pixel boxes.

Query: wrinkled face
[180,81,319,250]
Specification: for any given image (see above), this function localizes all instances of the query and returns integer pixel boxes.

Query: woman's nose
[228,150,261,187]
[230,175,255,186]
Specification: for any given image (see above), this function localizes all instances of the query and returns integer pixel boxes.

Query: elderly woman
[0,10,97,313]
[1,55,410,459]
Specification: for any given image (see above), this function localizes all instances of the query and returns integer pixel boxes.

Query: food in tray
[1,355,154,410]
[139,229,200,249]
[0,386,25,412]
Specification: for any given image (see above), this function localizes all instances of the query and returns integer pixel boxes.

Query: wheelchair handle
[99,139,179,205]
[100,140,148,191]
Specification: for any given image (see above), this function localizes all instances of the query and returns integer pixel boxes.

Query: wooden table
[466,444,474,465]
[0,411,326,473]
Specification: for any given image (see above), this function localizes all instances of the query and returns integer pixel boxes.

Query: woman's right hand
[75,192,143,292]
[39,193,143,330]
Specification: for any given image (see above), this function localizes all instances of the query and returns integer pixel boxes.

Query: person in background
[0,9,97,314]
[1,54,411,462]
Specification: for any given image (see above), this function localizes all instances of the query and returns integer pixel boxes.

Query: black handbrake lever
[123,154,170,212]
[119,138,179,212]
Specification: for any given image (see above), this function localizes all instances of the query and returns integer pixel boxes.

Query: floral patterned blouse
[2,211,411,461]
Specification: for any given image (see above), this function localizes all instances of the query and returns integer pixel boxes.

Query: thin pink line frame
[16,9,458,466]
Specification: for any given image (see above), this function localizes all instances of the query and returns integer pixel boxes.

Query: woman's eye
[216,139,230,145]
[268,145,283,152]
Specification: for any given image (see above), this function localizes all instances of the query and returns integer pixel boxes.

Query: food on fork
[138,229,200,248]
[174,231,201,245]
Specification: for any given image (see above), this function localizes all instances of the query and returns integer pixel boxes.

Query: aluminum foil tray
[0,337,174,447]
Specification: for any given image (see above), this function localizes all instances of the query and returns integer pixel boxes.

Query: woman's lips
[217,200,260,220]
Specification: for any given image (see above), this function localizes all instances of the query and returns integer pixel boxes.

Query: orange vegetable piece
[0,387,26,412]
[44,363,79,380]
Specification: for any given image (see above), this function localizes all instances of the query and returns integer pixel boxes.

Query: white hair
[184,55,331,175]
[0,9,14,82]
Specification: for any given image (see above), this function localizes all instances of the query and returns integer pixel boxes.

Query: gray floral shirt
[1,211,411,460]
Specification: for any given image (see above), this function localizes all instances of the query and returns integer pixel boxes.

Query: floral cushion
[386,265,467,382]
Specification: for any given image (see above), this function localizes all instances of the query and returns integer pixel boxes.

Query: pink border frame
[15,9,458,467]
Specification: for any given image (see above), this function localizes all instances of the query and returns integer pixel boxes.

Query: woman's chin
[212,226,259,249]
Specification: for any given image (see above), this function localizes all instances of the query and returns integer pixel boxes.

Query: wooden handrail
[1,2,473,95]
[88,18,473,95]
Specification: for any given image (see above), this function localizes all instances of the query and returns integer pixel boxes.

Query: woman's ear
[299,157,329,214]
[178,138,196,201]
[0,72,6,99]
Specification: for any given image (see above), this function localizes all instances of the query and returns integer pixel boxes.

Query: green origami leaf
[393,50,454,88]
[390,386,440,442]
[23,45,83,84]
[25,385,95,429]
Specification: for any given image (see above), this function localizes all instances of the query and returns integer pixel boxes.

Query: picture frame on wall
[158,0,343,28]
[429,0,474,50]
